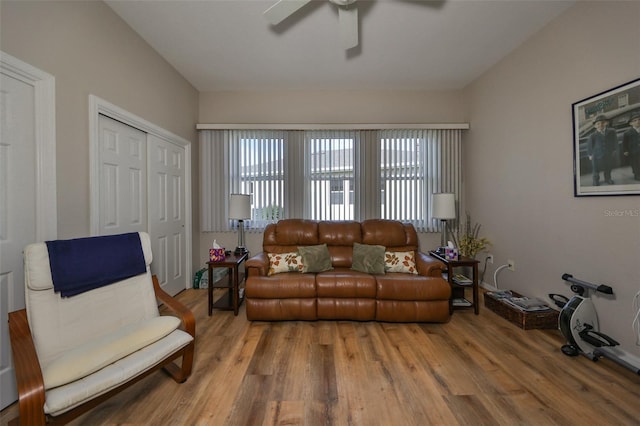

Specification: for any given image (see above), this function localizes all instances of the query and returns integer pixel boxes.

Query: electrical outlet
[508,259,515,271]
[487,254,494,264]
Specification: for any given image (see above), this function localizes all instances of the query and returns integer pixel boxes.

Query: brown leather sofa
[245,219,451,322]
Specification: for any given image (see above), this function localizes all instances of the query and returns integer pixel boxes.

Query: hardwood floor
[2,288,640,425]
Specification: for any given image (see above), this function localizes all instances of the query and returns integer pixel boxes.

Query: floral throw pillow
[267,252,304,276]
[384,251,418,274]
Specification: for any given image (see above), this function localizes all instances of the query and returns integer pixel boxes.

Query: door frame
[0,52,57,241]
[88,94,192,290]
[0,51,56,410]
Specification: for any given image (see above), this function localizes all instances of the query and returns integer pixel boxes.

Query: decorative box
[209,248,226,262]
[445,247,458,260]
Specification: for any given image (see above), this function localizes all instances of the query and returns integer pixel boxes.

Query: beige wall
[199,89,467,124]
[465,1,640,356]
[1,0,200,269]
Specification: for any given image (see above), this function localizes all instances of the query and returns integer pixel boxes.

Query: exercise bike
[549,273,640,375]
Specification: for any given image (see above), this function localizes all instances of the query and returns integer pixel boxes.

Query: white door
[96,115,187,295]
[97,115,147,235]
[0,55,55,410]
[148,135,186,296]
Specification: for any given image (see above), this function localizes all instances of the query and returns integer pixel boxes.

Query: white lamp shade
[432,193,456,219]
[229,194,251,220]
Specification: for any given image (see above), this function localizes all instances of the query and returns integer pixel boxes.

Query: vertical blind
[200,128,462,233]
[380,129,463,231]
[305,130,358,221]
[230,130,286,230]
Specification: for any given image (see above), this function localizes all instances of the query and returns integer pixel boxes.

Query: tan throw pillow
[385,251,418,274]
[351,242,386,275]
[267,252,304,276]
[298,244,333,273]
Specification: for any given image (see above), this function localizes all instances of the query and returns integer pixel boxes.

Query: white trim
[196,123,470,130]
[88,94,193,290]
[0,52,57,241]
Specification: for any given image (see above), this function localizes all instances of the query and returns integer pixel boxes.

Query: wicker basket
[484,291,559,330]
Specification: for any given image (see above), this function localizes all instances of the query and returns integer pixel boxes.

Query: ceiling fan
[264,0,359,50]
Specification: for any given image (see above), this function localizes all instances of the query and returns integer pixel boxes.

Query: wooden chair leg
[163,341,194,383]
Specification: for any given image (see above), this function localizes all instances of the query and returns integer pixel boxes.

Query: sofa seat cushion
[316,269,377,298]
[42,316,181,390]
[246,298,318,321]
[44,328,193,416]
[375,275,451,301]
[245,274,317,299]
[317,298,376,320]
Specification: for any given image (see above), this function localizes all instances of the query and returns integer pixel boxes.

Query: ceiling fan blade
[338,6,358,49]
[264,0,313,25]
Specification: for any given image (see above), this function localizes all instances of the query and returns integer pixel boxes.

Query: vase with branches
[448,213,491,259]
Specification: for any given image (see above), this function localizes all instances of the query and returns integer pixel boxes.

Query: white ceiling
[106,0,574,92]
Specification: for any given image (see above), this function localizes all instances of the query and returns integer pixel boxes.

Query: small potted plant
[449,213,491,259]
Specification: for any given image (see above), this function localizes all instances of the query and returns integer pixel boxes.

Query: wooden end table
[207,252,248,316]
[429,251,480,315]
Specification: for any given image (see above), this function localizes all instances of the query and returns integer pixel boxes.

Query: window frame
[199,127,464,233]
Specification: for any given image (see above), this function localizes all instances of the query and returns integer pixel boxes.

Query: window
[305,130,356,221]
[232,131,285,229]
[200,128,462,233]
[380,131,425,222]
[330,180,344,205]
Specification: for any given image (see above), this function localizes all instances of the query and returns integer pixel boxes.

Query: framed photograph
[572,78,640,196]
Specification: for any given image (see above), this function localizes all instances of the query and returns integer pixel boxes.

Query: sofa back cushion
[318,221,361,245]
[319,221,362,268]
[263,219,319,253]
[261,219,419,270]
[362,219,418,251]
[24,232,160,368]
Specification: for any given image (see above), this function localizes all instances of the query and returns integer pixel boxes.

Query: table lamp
[229,193,251,255]
[432,193,456,248]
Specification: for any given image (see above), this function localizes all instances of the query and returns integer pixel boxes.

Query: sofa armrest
[415,251,445,277]
[8,309,47,425]
[152,275,195,339]
[246,252,269,277]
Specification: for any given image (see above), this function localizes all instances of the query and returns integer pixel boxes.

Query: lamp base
[440,219,448,247]
[234,247,248,256]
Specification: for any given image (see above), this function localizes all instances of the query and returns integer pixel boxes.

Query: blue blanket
[46,233,147,298]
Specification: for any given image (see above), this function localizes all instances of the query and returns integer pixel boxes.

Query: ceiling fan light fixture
[329,0,357,6]
[338,5,358,49]
[264,0,360,50]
